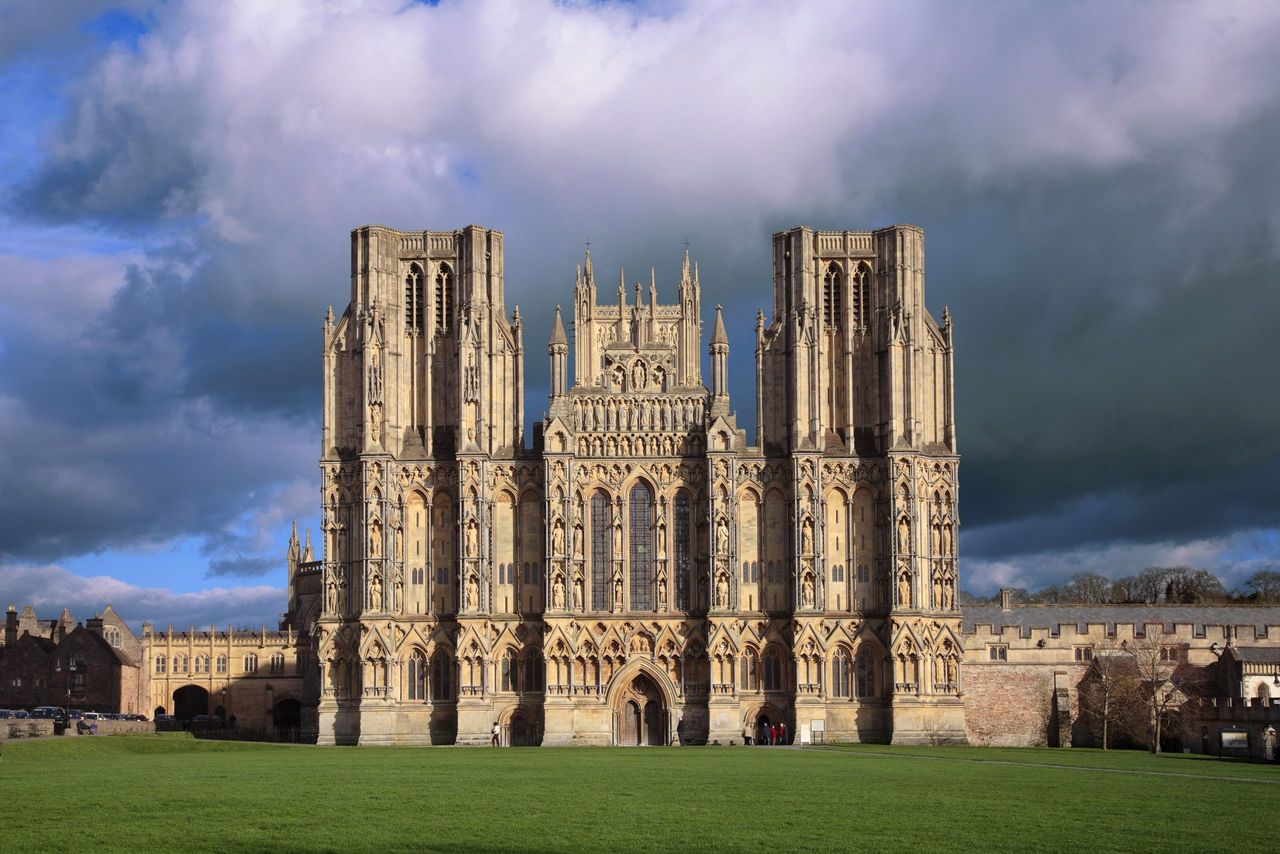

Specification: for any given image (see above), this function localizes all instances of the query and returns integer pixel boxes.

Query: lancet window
[591,491,610,611]
[629,482,655,611]
[674,490,691,611]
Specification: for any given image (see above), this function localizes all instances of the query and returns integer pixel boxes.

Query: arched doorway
[507,708,541,746]
[614,673,666,746]
[273,698,302,733]
[173,685,209,723]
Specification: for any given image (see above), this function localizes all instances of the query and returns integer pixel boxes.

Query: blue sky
[2,0,1279,629]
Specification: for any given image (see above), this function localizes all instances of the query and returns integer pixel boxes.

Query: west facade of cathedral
[310,223,962,746]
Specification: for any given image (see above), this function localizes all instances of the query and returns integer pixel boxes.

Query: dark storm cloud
[3,0,1280,597]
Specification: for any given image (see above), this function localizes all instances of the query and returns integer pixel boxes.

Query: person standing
[769,723,777,746]
[779,721,788,745]
[491,721,501,747]
[677,717,686,747]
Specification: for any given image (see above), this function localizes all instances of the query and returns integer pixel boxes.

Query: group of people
[746,720,787,746]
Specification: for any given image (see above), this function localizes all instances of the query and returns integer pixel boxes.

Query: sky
[1,0,1279,630]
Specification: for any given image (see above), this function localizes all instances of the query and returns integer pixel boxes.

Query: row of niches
[596,353,680,394]
[569,395,706,433]
[574,433,708,459]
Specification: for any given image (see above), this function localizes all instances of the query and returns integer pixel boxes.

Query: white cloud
[0,562,286,630]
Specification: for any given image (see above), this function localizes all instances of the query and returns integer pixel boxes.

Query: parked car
[11,709,30,719]
[31,706,61,719]
[0,709,13,719]
[154,714,179,731]
[66,708,84,721]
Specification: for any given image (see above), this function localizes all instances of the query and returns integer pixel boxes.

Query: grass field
[2,736,1275,852]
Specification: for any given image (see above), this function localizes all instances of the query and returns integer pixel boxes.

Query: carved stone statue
[326,580,338,612]
[802,574,814,607]
[552,574,565,610]
[801,519,813,555]
[369,573,382,608]
[552,521,564,556]
[716,573,729,609]
[394,578,403,611]
[466,521,478,557]
[573,524,584,558]
[466,572,478,607]
[897,516,911,553]
[716,518,729,554]
[898,572,911,607]
[573,574,584,611]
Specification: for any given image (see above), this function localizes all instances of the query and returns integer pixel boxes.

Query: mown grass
[1,735,1274,852]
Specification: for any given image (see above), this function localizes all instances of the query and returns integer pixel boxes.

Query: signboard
[1221,731,1248,749]
[808,719,825,745]
[1219,727,1250,756]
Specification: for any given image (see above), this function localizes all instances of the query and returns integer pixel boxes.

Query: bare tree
[1163,567,1227,604]
[1125,634,1184,753]
[1062,573,1112,604]
[1244,570,1280,603]
[1078,639,1141,750]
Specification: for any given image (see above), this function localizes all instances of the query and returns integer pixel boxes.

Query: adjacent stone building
[0,604,145,715]
[311,223,962,745]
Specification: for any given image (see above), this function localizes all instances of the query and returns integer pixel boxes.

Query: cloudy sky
[2,0,1278,629]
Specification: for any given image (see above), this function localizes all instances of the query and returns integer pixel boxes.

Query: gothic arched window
[431,650,453,700]
[764,647,784,692]
[674,490,691,611]
[407,651,426,700]
[629,482,655,610]
[740,649,759,691]
[434,264,454,332]
[405,263,424,332]
[501,650,518,692]
[831,648,851,697]
[591,491,610,611]
[524,652,544,692]
[823,262,842,327]
[855,647,877,698]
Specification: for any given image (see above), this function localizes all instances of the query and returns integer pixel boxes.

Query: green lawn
[1,736,1275,852]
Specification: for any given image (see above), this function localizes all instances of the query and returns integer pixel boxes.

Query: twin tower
[307,224,962,746]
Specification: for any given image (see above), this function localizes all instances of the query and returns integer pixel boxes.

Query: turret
[4,605,16,647]
[710,305,729,398]
[548,305,569,399]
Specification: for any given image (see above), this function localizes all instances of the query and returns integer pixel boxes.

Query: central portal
[615,673,666,746]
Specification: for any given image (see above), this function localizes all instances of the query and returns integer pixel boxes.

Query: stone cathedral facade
[310,223,962,746]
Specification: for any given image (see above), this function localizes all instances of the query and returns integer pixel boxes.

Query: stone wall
[963,663,1084,747]
[1,718,54,739]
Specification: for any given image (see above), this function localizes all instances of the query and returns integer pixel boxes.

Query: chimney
[87,614,105,636]
[4,605,16,647]
[1000,588,1013,611]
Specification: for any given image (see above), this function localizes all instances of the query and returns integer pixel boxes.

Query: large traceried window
[501,650,518,692]
[764,647,785,692]
[431,650,453,700]
[831,648,851,697]
[674,490,691,611]
[524,652,544,692]
[407,652,426,700]
[629,482,655,610]
[855,648,877,698]
[740,649,759,691]
[591,491,610,611]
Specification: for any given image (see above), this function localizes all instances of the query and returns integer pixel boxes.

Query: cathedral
[309,223,962,746]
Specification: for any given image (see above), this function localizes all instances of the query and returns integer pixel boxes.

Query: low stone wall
[93,720,155,736]
[1,718,55,739]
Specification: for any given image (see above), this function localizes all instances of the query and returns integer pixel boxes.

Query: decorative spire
[302,529,314,563]
[681,241,691,283]
[549,305,568,348]
[618,267,625,297]
[710,304,729,347]
[584,241,593,281]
